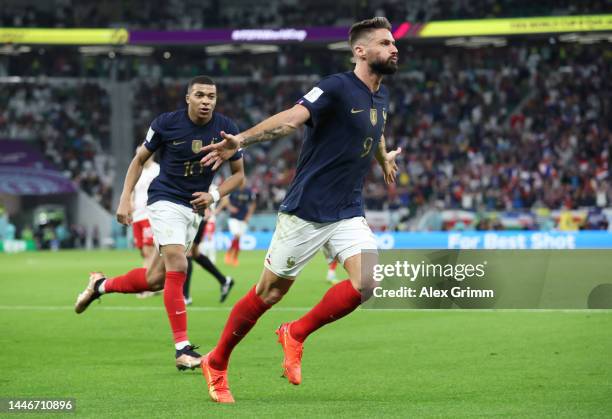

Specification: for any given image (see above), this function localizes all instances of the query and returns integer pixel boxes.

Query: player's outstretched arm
[117,146,152,225]
[375,135,402,185]
[200,104,310,170]
[189,157,245,213]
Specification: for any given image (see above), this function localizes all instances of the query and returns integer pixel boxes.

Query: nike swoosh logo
[173,140,185,145]
[351,108,365,114]
[232,331,244,337]
[175,310,186,315]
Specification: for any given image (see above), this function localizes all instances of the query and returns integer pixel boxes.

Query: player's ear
[185,93,189,105]
[353,44,366,61]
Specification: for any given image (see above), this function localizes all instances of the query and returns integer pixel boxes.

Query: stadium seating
[0,82,114,210]
[1,41,608,229]
[2,0,608,28]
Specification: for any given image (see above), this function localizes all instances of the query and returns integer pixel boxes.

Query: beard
[369,57,398,75]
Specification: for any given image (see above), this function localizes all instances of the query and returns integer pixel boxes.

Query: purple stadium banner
[0,140,76,195]
[129,27,349,44]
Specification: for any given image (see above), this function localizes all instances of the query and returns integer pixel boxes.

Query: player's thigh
[264,213,335,279]
[326,216,378,289]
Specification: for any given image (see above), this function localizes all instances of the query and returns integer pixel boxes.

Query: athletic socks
[101,268,148,294]
[193,253,226,285]
[209,285,271,370]
[290,279,361,343]
[230,238,240,259]
[164,271,188,344]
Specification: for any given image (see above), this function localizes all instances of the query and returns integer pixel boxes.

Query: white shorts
[228,218,248,236]
[147,200,201,253]
[264,213,378,279]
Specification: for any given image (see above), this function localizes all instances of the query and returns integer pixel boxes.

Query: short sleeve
[143,116,164,152]
[226,119,243,161]
[296,75,342,127]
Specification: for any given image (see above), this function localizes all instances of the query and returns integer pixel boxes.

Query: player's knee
[259,287,286,305]
[349,275,364,292]
[146,269,165,291]
[163,252,188,273]
[256,279,289,305]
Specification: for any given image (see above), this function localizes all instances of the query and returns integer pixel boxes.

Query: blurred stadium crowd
[0,1,610,239]
[0,83,114,209]
[2,0,609,28]
[3,43,609,221]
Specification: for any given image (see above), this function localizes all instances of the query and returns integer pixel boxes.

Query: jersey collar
[348,71,384,96]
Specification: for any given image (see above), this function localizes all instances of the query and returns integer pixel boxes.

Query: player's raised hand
[116,199,133,226]
[382,147,402,184]
[200,130,242,171]
[190,191,214,214]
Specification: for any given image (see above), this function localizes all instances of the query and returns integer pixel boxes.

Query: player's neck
[187,109,213,126]
[353,66,383,93]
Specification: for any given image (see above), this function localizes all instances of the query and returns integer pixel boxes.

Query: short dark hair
[187,75,215,93]
[349,17,392,47]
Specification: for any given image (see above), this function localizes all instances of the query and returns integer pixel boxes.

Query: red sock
[104,268,149,293]
[209,285,271,370]
[329,259,338,270]
[230,238,240,259]
[290,279,361,343]
[163,271,188,344]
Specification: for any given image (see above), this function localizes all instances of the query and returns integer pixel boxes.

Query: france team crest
[370,109,377,126]
[191,139,203,153]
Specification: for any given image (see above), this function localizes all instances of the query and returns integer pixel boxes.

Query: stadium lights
[327,41,350,51]
[205,44,279,55]
[121,45,155,56]
[205,44,239,55]
[78,46,113,55]
[78,45,154,56]
[559,33,612,43]
[445,37,507,48]
[0,45,32,55]
[243,44,280,54]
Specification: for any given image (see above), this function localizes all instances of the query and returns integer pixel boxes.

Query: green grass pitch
[1,249,611,418]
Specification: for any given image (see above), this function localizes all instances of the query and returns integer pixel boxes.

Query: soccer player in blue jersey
[198,17,401,403]
[74,76,245,371]
[217,180,256,266]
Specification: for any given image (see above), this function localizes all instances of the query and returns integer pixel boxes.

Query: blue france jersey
[143,109,242,208]
[280,71,389,222]
[229,187,256,221]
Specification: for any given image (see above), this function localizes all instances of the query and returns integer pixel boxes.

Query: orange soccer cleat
[200,351,235,403]
[276,323,303,385]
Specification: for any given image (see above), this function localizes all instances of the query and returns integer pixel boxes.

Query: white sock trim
[175,340,191,350]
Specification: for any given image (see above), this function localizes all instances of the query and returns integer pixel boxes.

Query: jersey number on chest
[183,161,207,176]
[360,137,374,158]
